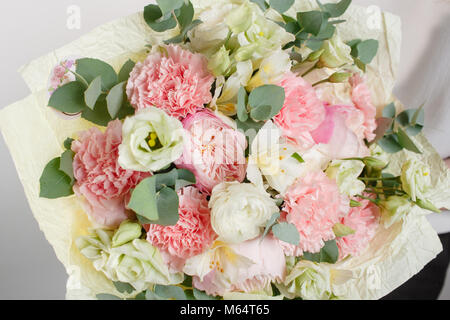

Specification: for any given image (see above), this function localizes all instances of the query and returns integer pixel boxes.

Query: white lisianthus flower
[400,159,432,202]
[76,227,183,292]
[225,1,253,34]
[370,144,390,167]
[326,160,366,197]
[246,50,292,91]
[277,260,352,300]
[209,181,279,243]
[118,107,185,172]
[247,121,330,194]
[318,32,353,68]
[208,45,232,76]
[235,13,295,61]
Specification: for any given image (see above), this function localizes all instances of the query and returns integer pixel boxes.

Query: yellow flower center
[147,132,162,150]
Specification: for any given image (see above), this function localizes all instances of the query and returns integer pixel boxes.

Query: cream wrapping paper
[0,0,446,299]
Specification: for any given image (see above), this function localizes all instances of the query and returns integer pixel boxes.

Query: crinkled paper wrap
[0,0,445,299]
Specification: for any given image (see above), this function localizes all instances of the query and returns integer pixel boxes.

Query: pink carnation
[126,45,214,119]
[349,74,377,141]
[72,120,149,227]
[175,109,247,194]
[336,198,380,260]
[48,59,76,95]
[273,72,325,150]
[146,186,216,270]
[279,171,349,256]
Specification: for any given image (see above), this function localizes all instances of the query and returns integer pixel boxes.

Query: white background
[0,0,449,299]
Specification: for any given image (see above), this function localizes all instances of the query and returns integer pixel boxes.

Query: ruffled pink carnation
[126,45,214,119]
[349,74,377,141]
[273,72,325,150]
[336,198,380,260]
[279,171,349,256]
[48,59,76,95]
[175,109,247,194]
[72,120,149,227]
[146,186,216,270]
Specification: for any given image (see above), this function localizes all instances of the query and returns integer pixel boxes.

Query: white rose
[277,260,352,300]
[118,107,185,172]
[209,182,279,243]
[326,160,366,197]
[400,159,432,202]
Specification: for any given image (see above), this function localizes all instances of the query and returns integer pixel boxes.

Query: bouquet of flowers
[1,0,449,300]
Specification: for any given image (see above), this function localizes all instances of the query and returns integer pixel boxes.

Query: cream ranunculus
[400,159,432,202]
[118,107,185,172]
[277,259,352,300]
[209,181,279,243]
[326,160,366,197]
[318,32,353,68]
[76,226,183,292]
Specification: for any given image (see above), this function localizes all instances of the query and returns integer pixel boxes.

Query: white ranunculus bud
[118,107,185,172]
[209,182,279,243]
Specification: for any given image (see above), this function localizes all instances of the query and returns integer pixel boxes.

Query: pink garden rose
[310,105,370,159]
[175,109,247,194]
[349,74,377,142]
[126,45,214,119]
[273,72,325,150]
[72,120,149,227]
[279,171,349,256]
[146,186,216,271]
[336,198,380,260]
[192,236,286,296]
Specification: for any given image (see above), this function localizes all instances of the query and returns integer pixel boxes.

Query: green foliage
[317,0,352,18]
[269,0,294,13]
[251,0,269,11]
[291,152,305,163]
[261,212,281,240]
[47,59,136,126]
[113,281,135,294]
[248,85,285,121]
[128,169,195,226]
[39,157,74,199]
[237,87,249,122]
[348,38,379,70]
[272,222,300,245]
[377,102,424,154]
[63,138,74,150]
[96,293,122,300]
[332,223,355,237]
[302,240,339,264]
[143,1,202,44]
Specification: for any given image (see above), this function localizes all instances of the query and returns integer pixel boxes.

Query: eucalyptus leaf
[317,0,351,17]
[118,59,136,83]
[269,0,294,13]
[355,39,379,65]
[128,177,159,221]
[59,149,75,184]
[155,187,180,226]
[272,222,300,245]
[333,223,355,237]
[76,58,118,91]
[144,4,177,32]
[176,169,196,184]
[193,289,221,300]
[372,118,393,143]
[382,102,396,118]
[48,81,86,114]
[237,86,249,122]
[156,0,184,16]
[63,138,74,150]
[155,168,179,190]
[378,134,402,154]
[154,285,187,300]
[250,104,272,121]
[81,100,112,127]
[84,76,103,110]
[106,82,126,118]
[177,1,194,30]
[113,281,135,294]
[261,212,280,241]
[318,240,339,263]
[250,0,269,11]
[396,127,421,154]
[248,85,285,118]
[39,157,74,199]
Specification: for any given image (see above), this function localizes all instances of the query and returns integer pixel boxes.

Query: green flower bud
[112,220,142,248]
[307,49,325,62]
[415,199,441,213]
[318,33,353,68]
[328,72,352,83]
[208,46,232,76]
[380,195,412,228]
[362,156,387,170]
